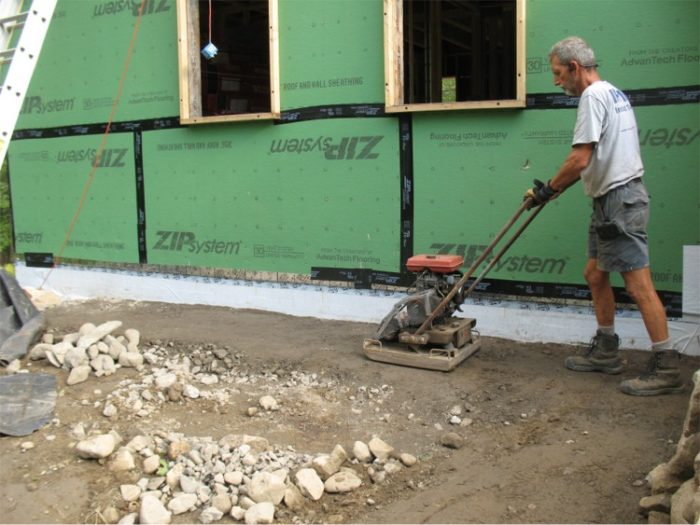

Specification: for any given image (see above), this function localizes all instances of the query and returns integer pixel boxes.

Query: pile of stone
[639,370,700,524]
[28,321,143,385]
[73,428,417,524]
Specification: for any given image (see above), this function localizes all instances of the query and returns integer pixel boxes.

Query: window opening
[176,0,280,124]
[385,0,525,112]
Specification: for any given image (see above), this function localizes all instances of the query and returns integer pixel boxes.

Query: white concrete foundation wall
[16,263,700,356]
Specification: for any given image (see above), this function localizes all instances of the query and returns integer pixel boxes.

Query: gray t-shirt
[572,80,644,198]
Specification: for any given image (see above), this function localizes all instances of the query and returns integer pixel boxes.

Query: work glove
[524,179,556,208]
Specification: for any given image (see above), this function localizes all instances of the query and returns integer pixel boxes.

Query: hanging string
[208,0,212,43]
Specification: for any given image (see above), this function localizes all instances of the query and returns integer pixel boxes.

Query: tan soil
[1,299,697,524]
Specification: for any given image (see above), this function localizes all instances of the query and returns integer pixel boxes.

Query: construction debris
[16,319,420,524]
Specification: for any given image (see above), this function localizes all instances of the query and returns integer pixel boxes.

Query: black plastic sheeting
[0,269,45,366]
[0,373,57,436]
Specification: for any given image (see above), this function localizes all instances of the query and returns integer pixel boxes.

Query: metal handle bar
[412,198,546,336]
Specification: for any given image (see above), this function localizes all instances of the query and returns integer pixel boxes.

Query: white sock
[652,338,674,351]
[598,325,615,336]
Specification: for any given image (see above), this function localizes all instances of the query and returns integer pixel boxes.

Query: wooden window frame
[384,0,526,113]
[176,0,280,124]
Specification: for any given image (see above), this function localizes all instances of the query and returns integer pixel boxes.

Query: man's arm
[524,142,595,207]
[549,143,595,191]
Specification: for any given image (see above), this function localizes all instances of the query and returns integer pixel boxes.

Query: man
[525,36,683,396]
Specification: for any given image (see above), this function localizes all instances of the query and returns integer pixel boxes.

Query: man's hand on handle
[524,179,556,209]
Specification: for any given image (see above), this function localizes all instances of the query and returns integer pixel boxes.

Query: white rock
[45,348,63,368]
[119,352,143,368]
[167,493,198,515]
[258,395,278,411]
[183,384,200,399]
[294,468,324,501]
[70,423,86,440]
[109,447,136,472]
[6,359,21,374]
[140,494,171,525]
[87,346,100,359]
[124,328,141,346]
[41,333,54,344]
[66,365,91,385]
[143,455,161,474]
[20,441,34,451]
[244,502,275,524]
[76,433,116,459]
[28,343,52,360]
[242,453,257,466]
[211,493,232,514]
[166,463,185,488]
[91,355,116,375]
[199,506,224,524]
[400,453,417,467]
[61,333,79,345]
[120,484,142,502]
[77,320,122,349]
[224,471,244,486]
[64,347,88,369]
[78,323,97,336]
[384,460,402,475]
[312,445,347,479]
[199,374,218,385]
[353,441,372,463]
[108,339,127,360]
[248,471,286,505]
[238,496,256,510]
[368,437,394,461]
[450,415,462,425]
[127,435,153,452]
[180,474,200,494]
[283,484,304,511]
[197,485,212,504]
[324,471,362,493]
[103,403,118,418]
[155,373,177,390]
[449,404,463,416]
[230,506,246,520]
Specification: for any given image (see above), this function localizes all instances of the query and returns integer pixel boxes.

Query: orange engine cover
[406,254,464,273]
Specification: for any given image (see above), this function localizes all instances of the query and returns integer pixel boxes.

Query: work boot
[564,330,622,374]
[619,350,684,396]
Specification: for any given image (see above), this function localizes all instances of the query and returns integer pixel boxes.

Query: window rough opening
[176,0,280,124]
[385,0,526,112]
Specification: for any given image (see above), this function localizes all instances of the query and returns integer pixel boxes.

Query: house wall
[7,0,699,317]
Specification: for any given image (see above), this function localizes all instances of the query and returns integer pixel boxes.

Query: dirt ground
[1,299,698,524]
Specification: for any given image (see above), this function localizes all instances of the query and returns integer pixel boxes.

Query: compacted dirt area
[1,299,698,524]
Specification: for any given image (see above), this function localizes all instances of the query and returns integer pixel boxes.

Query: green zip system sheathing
[6,0,699,312]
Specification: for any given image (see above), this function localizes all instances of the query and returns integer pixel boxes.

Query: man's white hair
[550,36,597,67]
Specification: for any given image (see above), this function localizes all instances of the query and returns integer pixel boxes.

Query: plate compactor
[363,198,546,371]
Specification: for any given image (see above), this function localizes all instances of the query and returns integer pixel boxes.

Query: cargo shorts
[588,178,650,273]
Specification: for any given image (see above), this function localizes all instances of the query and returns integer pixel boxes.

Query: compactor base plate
[362,334,480,372]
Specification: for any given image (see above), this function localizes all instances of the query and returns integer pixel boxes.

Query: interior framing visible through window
[176,0,280,124]
[384,0,526,112]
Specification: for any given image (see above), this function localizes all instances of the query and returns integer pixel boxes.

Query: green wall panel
[278,0,384,110]
[411,104,699,293]
[142,118,399,272]
[527,0,700,93]
[5,0,698,300]
[14,0,179,129]
[635,104,700,291]
[9,134,140,262]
